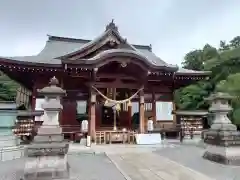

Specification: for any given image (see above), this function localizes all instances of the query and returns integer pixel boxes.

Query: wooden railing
[95,130,136,145]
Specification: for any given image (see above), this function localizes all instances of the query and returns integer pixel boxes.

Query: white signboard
[77,101,87,114]
[135,133,161,145]
[156,101,173,121]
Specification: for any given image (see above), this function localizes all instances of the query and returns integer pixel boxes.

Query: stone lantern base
[203,128,240,166]
[24,154,69,180]
[24,125,69,180]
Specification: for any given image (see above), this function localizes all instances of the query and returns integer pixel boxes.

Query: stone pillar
[139,90,145,133]
[203,92,240,166]
[24,76,69,180]
[89,90,96,141]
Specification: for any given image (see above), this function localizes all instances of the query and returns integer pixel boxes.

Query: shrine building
[0,21,210,141]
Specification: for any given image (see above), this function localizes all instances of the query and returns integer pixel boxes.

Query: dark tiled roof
[0,23,210,75]
[1,35,172,68]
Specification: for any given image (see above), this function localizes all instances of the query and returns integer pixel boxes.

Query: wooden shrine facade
[0,21,210,140]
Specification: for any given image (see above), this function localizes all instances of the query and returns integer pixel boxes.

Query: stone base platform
[24,155,69,180]
[203,144,240,166]
[26,143,69,157]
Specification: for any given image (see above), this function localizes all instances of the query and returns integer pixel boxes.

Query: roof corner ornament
[106,19,118,32]
[149,44,152,51]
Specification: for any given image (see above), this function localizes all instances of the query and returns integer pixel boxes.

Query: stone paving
[70,143,214,180]
[155,144,240,180]
[0,154,126,180]
[108,152,213,180]
[1,142,234,180]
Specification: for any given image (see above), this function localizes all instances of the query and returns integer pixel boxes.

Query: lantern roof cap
[37,76,66,96]
[205,92,234,101]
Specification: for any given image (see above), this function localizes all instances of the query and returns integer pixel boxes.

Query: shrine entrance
[101,106,115,126]
[94,87,142,131]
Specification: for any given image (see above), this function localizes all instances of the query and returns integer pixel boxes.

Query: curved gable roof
[0,21,210,76]
[63,49,177,71]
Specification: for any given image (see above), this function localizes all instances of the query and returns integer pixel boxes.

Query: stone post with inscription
[24,76,69,180]
[203,92,240,165]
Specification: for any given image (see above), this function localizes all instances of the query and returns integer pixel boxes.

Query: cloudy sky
[0,0,240,65]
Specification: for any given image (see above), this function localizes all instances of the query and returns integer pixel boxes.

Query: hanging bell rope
[92,86,143,104]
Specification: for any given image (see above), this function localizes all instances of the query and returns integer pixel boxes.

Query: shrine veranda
[0,21,210,142]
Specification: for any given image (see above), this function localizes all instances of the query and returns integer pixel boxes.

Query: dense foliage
[175,36,240,125]
[0,72,19,101]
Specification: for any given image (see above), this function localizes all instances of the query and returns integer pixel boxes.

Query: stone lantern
[203,92,240,165]
[24,76,69,180]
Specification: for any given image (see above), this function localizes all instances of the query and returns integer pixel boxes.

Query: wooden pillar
[31,87,37,110]
[139,89,145,133]
[172,102,177,125]
[128,105,132,130]
[113,88,117,131]
[152,91,156,124]
[88,89,96,141]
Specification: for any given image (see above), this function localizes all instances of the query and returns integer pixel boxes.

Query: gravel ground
[0,154,126,180]
[155,145,240,180]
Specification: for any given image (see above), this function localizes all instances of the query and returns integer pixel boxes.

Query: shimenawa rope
[91,86,143,105]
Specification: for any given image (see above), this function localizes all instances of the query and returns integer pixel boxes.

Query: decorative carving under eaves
[69,35,121,60]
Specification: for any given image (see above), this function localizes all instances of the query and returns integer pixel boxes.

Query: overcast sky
[0,0,240,65]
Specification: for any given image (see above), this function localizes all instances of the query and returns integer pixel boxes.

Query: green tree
[176,39,240,126]
[182,50,204,71]
[0,72,19,101]
[230,36,240,48]
[202,44,219,61]
[174,81,212,110]
[176,44,219,111]
[219,40,230,51]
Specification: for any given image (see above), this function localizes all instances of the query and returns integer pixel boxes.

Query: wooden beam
[152,91,156,124]
[96,73,137,80]
[139,89,145,133]
[89,81,141,89]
